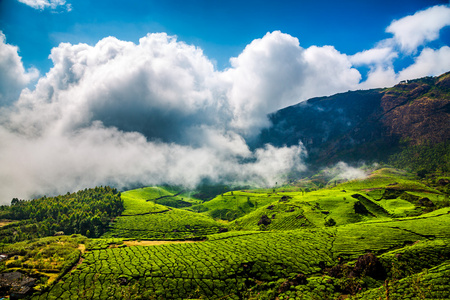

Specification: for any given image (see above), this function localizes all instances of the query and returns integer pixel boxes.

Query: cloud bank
[0,4,449,203]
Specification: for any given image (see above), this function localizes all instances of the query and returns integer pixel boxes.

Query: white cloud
[0,32,311,203]
[222,31,361,135]
[358,46,450,89]
[0,32,39,106]
[322,162,368,182]
[243,143,307,187]
[302,45,361,98]
[386,5,450,53]
[1,2,450,202]
[350,47,397,66]
[353,5,450,89]
[9,34,220,141]
[358,66,398,89]
[398,46,450,81]
[17,0,72,11]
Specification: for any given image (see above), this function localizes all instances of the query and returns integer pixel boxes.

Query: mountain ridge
[256,71,450,169]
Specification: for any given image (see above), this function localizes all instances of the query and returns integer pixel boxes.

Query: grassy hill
[102,187,226,240]
[1,167,448,299]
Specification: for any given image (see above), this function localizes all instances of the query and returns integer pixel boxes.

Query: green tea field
[1,168,449,299]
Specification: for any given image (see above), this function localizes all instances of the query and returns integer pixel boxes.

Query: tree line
[0,186,124,242]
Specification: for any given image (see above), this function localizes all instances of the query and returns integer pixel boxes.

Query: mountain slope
[257,72,450,168]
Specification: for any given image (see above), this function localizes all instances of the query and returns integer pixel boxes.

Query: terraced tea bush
[190,191,278,220]
[6,167,448,300]
[86,238,125,251]
[350,261,450,300]
[103,208,226,240]
[37,230,334,299]
[205,230,263,241]
[120,188,168,216]
[232,189,385,231]
[331,209,450,259]
[232,201,313,231]
[121,186,201,214]
[336,168,439,193]
[277,275,340,300]
[378,239,450,279]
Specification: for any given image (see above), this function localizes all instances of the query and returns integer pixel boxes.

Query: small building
[0,271,36,299]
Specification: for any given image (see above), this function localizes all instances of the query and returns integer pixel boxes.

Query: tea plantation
[1,168,449,299]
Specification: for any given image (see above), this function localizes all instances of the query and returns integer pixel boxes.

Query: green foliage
[38,230,334,299]
[0,235,87,293]
[0,187,123,242]
[389,141,450,173]
[121,186,201,211]
[324,217,336,227]
[190,191,276,220]
[120,187,170,215]
[2,165,449,299]
[350,261,450,300]
[331,209,450,260]
[103,208,226,240]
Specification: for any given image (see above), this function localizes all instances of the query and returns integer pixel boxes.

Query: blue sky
[1,0,449,72]
[0,0,450,200]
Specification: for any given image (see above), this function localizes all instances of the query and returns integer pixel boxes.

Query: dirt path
[123,240,199,247]
[77,244,86,254]
[0,220,16,227]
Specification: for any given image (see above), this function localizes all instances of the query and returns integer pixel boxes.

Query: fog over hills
[1,4,450,202]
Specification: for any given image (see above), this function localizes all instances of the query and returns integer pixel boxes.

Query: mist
[1,15,449,203]
[321,162,369,184]
[0,32,322,203]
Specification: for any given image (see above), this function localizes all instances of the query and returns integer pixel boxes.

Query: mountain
[256,71,450,170]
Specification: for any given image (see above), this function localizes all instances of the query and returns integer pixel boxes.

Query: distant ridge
[257,71,450,170]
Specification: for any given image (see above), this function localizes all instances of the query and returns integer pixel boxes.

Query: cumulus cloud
[11,34,220,144]
[357,45,450,89]
[354,5,450,88]
[350,47,397,66]
[0,32,39,105]
[1,3,450,202]
[222,31,361,134]
[0,32,313,203]
[17,0,72,11]
[358,66,398,90]
[386,5,450,53]
[398,46,450,81]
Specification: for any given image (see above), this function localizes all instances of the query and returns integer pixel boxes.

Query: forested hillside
[257,72,450,171]
[0,186,123,242]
